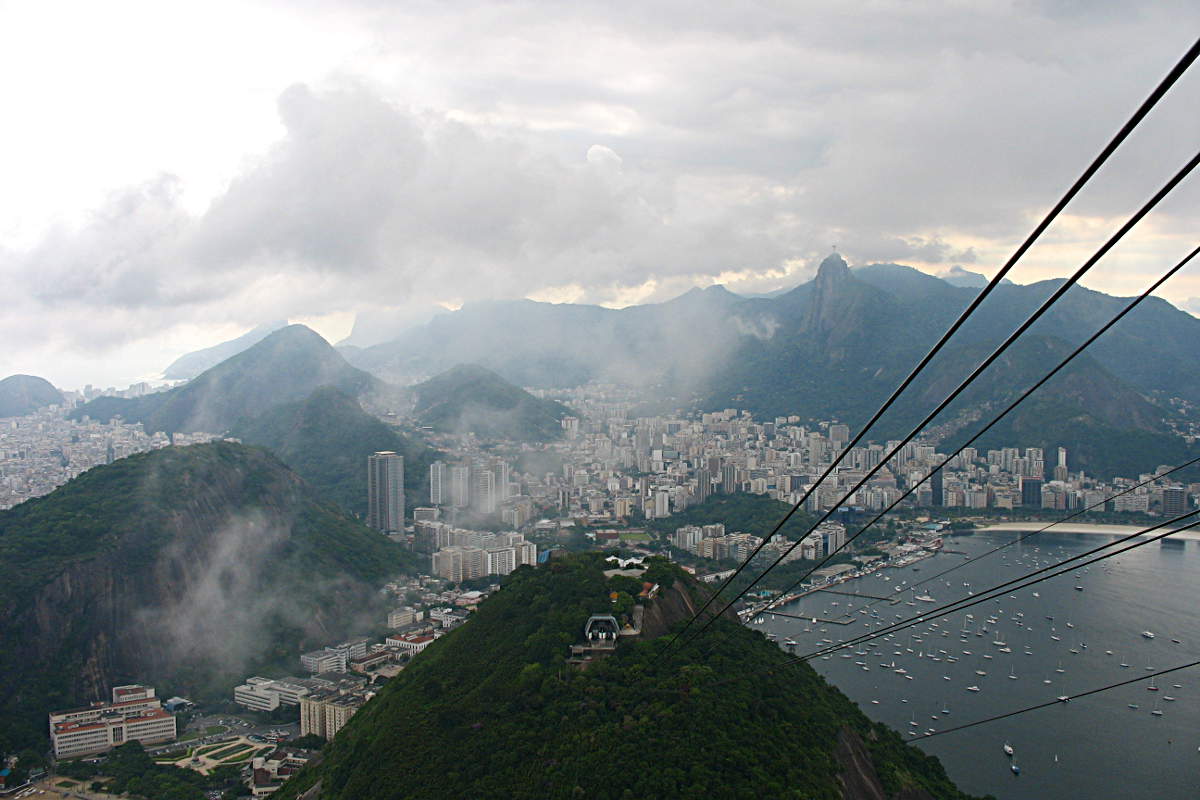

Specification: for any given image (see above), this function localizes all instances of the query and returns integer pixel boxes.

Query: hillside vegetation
[644,492,817,541]
[233,386,440,517]
[0,374,64,417]
[276,554,984,800]
[0,442,418,753]
[72,325,383,434]
[413,364,572,441]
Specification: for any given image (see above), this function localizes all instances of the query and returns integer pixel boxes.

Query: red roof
[53,708,171,734]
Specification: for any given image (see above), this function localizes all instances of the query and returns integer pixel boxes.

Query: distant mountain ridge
[0,442,417,752]
[73,325,384,434]
[162,320,289,380]
[340,255,1200,477]
[0,374,64,417]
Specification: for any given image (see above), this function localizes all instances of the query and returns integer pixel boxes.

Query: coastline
[974,521,1200,542]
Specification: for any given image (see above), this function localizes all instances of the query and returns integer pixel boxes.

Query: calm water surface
[756,531,1200,799]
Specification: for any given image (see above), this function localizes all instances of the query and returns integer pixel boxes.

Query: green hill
[413,364,572,441]
[0,441,419,753]
[72,325,384,434]
[644,492,817,541]
[233,386,441,517]
[0,374,64,417]
[162,320,289,380]
[275,554,983,800]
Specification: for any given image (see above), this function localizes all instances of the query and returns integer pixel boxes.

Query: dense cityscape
[4,371,1198,792]
[3,7,1199,797]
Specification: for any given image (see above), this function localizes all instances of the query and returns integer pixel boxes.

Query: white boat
[966,685,980,692]
[1003,742,1014,757]
[1142,631,1156,639]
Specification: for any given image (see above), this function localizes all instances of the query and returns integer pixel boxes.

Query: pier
[759,610,855,625]
[813,587,898,602]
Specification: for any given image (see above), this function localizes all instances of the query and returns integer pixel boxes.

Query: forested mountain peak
[274,553,981,800]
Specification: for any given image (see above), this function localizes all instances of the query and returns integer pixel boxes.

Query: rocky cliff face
[799,253,894,359]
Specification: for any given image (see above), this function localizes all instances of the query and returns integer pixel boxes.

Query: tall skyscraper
[449,465,470,508]
[1162,486,1188,517]
[471,465,496,514]
[1020,476,1043,508]
[721,463,738,494]
[429,461,446,505]
[694,467,712,503]
[490,458,510,503]
[929,467,944,507]
[367,451,404,533]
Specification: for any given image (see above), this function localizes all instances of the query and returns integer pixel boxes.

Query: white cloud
[2,0,1199,387]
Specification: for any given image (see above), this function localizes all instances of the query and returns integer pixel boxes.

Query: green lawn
[226,746,275,764]
[618,531,651,542]
[208,743,254,761]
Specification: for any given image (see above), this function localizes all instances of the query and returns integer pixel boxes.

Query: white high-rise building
[367,451,404,533]
[450,465,470,508]
[491,459,511,503]
[472,465,496,514]
[429,460,447,505]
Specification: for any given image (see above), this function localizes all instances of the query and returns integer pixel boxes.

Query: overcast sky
[2,0,1199,388]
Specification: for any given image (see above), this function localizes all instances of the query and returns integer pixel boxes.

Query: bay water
[757,530,1200,799]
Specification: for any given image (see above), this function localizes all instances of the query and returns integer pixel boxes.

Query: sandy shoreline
[975,521,1200,541]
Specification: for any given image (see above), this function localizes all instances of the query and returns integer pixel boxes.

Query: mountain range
[0,442,418,753]
[274,553,980,800]
[0,374,64,418]
[326,254,1198,478]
